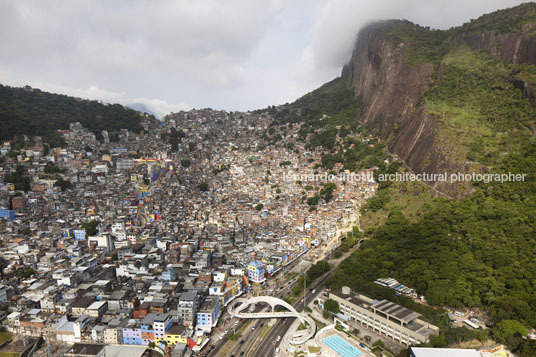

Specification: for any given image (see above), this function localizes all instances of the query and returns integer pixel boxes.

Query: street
[204,238,364,357]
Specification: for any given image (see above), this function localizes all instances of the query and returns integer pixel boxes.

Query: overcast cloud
[0,0,528,117]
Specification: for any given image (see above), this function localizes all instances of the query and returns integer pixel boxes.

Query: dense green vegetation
[291,260,332,297]
[324,299,339,314]
[422,46,536,166]
[378,20,451,65]
[5,165,31,192]
[453,3,536,35]
[323,9,536,357]
[82,220,100,237]
[271,5,536,354]
[15,267,35,279]
[264,76,390,172]
[269,77,360,131]
[161,127,185,151]
[0,84,152,144]
[330,149,536,322]
[54,177,72,191]
[44,162,65,174]
[197,182,209,192]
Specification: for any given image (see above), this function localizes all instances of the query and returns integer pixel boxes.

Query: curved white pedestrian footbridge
[227,296,316,345]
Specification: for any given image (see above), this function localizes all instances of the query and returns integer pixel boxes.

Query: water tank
[342,286,351,295]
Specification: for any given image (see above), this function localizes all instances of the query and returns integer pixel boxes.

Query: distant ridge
[0,84,156,144]
[127,103,156,117]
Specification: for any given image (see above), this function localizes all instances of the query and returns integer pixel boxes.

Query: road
[252,240,364,357]
[204,239,364,357]
[204,255,306,357]
[252,273,329,357]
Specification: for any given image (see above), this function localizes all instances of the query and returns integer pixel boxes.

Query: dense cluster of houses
[0,108,375,356]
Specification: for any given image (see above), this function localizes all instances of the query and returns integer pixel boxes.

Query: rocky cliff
[345,7,536,197]
[346,23,459,196]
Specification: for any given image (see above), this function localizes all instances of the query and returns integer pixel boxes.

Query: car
[276,335,281,342]
[240,352,245,356]
[239,340,245,345]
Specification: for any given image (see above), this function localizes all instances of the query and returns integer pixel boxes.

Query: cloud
[29,81,190,118]
[295,0,528,87]
[0,0,530,116]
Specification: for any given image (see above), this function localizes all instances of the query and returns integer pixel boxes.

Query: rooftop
[371,299,421,323]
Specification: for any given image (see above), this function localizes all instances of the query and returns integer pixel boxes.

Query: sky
[0,0,529,118]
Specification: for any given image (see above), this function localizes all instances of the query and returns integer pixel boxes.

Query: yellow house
[164,324,189,345]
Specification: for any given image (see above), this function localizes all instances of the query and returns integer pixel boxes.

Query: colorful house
[163,324,189,345]
[196,298,221,332]
[122,326,143,345]
[247,260,266,284]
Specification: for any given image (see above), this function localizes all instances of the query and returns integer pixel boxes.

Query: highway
[203,239,363,357]
[252,273,329,357]
[253,239,364,357]
[204,259,304,357]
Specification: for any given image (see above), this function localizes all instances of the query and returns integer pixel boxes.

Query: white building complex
[319,286,439,346]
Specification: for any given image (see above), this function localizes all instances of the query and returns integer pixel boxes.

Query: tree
[15,267,35,279]
[197,182,209,192]
[255,204,264,211]
[493,320,528,344]
[372,340,385,348]
[44,162,63,174]
[6,164,31,191]
[54,178,72,191]
[307,195,319,206]
[181,159,191,168]
[0,84,148,143]
[82,220,100,237]
[324,299,340,314]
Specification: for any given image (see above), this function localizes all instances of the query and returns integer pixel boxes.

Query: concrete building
[196,297,221,332]
[410,347,480,357]
[247,260,266,284]
[177,290,198,326]
[86,301,108,318]
[87,235,113,252]
[163,324,189,346]
[324,287,439,346]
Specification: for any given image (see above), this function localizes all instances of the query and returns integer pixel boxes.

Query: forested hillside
[263,77,392,173]
[0,84,152,144]
[269,3,536,355]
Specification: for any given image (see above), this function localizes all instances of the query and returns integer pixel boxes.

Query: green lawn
[0,332,13,346]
